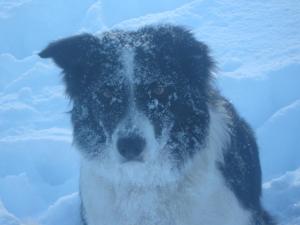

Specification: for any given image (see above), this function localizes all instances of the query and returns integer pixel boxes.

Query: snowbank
[258,100,300,180]
[39,192,81,225]
[0,201,22,225]
[263,168,300,225]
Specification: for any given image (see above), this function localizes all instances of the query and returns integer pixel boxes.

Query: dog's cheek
[166,110,209,163]
[166,132,190,164]
[145,108,174,141]
[71,104,107,156]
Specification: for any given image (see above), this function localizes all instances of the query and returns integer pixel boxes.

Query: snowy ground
[0,0,300,224]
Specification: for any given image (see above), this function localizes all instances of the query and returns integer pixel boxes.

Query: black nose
[117,135,146,161]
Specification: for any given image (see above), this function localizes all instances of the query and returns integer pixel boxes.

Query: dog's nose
[117,135,146,161]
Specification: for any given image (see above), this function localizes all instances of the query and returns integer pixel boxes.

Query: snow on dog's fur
[39,25,275,225]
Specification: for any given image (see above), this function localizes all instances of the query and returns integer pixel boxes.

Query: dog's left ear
[39,33,100,71]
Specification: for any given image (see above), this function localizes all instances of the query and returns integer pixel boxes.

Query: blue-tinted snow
[0,0,299,224]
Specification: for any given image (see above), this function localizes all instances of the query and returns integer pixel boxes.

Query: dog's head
[40,25,214,186]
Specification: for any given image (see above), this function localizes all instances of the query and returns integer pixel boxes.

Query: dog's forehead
[97,31,178,87]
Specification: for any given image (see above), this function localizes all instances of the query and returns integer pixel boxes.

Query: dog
[39,25,275,225]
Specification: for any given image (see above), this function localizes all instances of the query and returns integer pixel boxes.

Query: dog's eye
[103,88,113,98]
[152,85,165,96]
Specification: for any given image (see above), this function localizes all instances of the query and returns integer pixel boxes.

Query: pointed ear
[39,34,101,98]
[39,33,100,71]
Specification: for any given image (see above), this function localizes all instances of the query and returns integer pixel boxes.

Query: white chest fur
[80,157,251,225]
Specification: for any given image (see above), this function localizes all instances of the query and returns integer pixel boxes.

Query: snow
[0,0,299,225]
[258,100,300,180]
[0,201,22,225]
[263,169,300,225]
[39,193,81,225]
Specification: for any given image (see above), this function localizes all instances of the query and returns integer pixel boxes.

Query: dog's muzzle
[117,134,146,161]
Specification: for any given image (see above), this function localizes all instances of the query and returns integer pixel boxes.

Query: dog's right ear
[39,34,101,98]
[39,33,100,71]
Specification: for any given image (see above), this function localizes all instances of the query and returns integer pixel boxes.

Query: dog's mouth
[121,155,144,163]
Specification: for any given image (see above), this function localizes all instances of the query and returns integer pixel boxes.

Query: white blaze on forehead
[121,46,135,84]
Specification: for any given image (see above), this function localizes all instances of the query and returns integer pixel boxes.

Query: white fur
[79,101,251,225]
[121,47,135,83]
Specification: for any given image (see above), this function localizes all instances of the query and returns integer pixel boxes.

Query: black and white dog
[39,25,274,225]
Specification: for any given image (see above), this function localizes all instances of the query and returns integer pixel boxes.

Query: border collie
[39,25,275,225]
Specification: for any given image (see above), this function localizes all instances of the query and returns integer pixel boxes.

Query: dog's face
[40,25,214,186]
